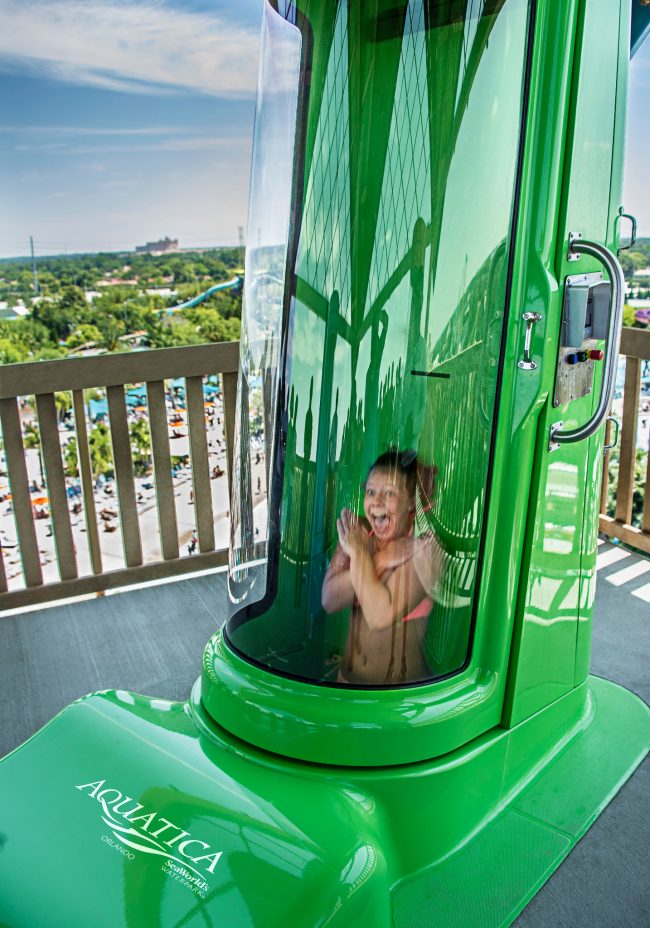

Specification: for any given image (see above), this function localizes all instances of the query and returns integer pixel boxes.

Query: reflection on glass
[227,0,531,688]
[229,5,302,605]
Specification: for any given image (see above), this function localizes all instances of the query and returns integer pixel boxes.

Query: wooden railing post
[186,375,215,554]
[643,432,650,536]
[222,370,238,499]
[146,380,179,561]
[615,356,641,525]
[72,389,103,576]
[107,385,143,568]
[35,393,78,581]
[599,327,650,555]
[0,398,43,589]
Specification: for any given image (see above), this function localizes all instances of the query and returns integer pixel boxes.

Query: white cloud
[0,125,196,135]
[14,134,249,154]
[0,0,260,97]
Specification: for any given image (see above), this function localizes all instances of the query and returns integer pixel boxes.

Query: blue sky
[0,0,264,256]
[0,0,648,258]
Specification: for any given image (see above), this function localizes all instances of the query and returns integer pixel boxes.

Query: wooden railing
[600,327,650,554]
[0,342,239,610]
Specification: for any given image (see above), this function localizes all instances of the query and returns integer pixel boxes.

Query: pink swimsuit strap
[403,597,433,622]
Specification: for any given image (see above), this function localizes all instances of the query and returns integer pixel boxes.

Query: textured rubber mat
[392,808,569,928]
[392,678,649,928]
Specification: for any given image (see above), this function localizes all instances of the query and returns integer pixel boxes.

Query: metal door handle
[617,206,637,255]
[603,415,620,452]
[549,237,624,448]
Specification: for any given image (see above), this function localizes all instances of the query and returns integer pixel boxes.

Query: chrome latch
[518,311,543,371]
[549,421,564,452]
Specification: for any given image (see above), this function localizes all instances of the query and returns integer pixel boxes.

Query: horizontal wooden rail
[0,551,228,612]
[599,326,650,555]
[0,342,240,399]
[0,342,240,612]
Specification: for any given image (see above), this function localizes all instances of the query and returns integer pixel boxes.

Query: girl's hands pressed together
[337,508,371,558]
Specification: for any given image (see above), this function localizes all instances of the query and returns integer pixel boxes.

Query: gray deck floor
[0,542,648,927]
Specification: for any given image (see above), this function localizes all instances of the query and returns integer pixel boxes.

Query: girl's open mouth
[371,513,390,532]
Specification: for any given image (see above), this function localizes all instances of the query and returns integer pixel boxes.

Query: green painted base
[0,676,647,928]
[201,630,502,766]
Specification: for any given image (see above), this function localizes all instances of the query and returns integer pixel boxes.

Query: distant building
[95,278,138,287]
[0,301,29,320]
[145,287,177,298]
[135,237,179,255]
[629,299,650,324]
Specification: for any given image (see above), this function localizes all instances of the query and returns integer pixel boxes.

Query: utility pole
[30,236,39,296]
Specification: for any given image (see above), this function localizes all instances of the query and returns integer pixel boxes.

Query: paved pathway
[596,537,650,605]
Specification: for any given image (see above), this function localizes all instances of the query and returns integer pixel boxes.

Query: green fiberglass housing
[1,2,649,927]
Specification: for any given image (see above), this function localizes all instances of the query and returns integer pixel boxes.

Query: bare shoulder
[412,531,445,590]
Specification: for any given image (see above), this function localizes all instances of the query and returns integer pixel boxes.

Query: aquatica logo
[76,779,222,896]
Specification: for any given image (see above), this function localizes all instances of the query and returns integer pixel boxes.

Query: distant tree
[96,317,126,351]
[66,324,102,350]
[0,338,27,364]
[201,288,242,320]
[63,437,78,478]
[174,283,204,301]
[620,252,636,280]
[146,294,166,312]
[32,285,90,341]
[143,325,171,350]
[30,301,67,341]
[36,271,61,297]
[129,419,152,476]
[174,262,197,284]
[192,308,240,343]
[23,420,45,485]
[54,392,72,423]
[169,319,203,347]
[16,270,35,298]
[33,346,66,361]
[59,285,89,315]
[0,318,52,353]
[623,304,637,327]
[627,251,648,271]
[89,423,114,479]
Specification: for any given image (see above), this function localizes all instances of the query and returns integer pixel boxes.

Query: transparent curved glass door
[229,3,302,607]
[228,0,532,687]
